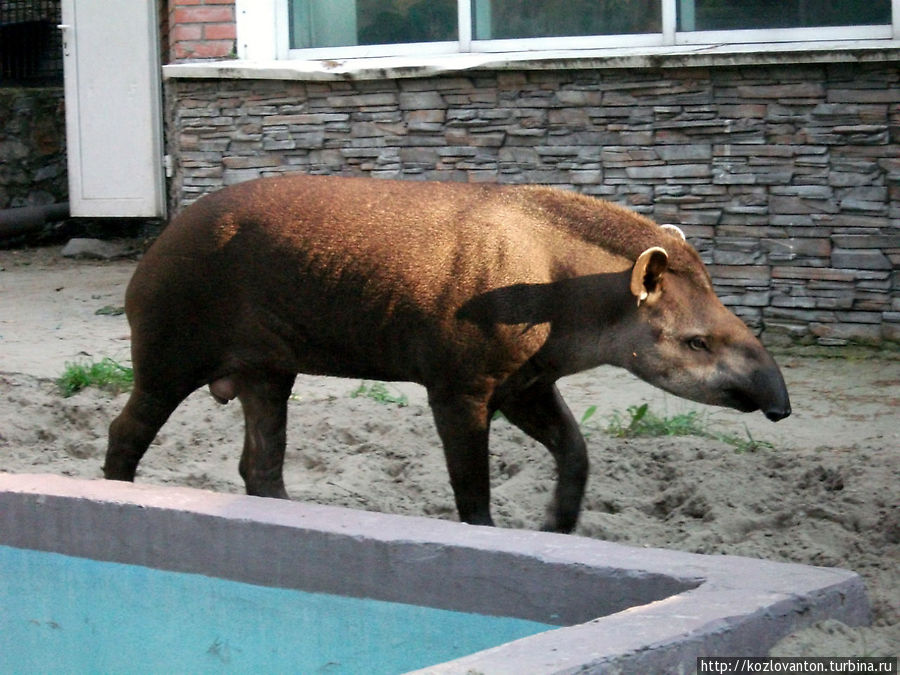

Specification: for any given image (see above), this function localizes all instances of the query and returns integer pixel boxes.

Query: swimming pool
[1,545,554,674]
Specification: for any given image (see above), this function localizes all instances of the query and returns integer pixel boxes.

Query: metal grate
[0,0,63,85]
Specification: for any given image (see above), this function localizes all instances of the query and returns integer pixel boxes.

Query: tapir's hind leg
[105,385,191,482]
[499,382,588,534]
[235,372,296,499]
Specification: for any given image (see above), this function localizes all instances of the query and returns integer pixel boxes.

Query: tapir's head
[619,227,791,422]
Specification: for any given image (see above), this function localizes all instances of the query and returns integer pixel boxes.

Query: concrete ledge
[0,473,869,673]
[162,40,900,82]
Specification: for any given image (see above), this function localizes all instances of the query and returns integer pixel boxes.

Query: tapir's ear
[630,247,669,307]
[660,224,686,241]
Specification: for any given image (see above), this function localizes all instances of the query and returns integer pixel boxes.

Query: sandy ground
[0,243,897,659]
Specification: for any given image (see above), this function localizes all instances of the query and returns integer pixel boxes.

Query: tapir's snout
[764,401,791,422]
[711,349,791,421]
[752,364,792,422]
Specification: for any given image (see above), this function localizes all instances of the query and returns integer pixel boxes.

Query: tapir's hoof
[246,485,290,500]
[541,520,576,534]
[102,467,136,482]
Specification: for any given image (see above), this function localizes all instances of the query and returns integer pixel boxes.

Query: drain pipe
[0,202,70,240]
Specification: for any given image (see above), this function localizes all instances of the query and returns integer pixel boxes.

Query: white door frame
[60,0,166,218]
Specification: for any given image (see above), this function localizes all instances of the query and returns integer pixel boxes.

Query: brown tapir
[105,173,790,533]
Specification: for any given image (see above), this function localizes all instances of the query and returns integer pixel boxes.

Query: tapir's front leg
[500,382,588,533]
[429,392,494,527]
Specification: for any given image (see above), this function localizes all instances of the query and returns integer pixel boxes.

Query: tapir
[105,173,790,533]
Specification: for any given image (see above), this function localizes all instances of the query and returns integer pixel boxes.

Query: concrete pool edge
[0,473,869,674]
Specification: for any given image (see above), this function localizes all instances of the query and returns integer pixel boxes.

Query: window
[676,0,894,44]
[0,0,63,85]
[268,0,897,60]
[679,0,891,31]
[472,0,661,40]
[289,0,457,49]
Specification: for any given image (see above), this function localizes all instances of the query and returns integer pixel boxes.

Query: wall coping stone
[163,40,900,82]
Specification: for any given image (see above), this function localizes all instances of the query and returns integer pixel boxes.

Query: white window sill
[163,39,900,82]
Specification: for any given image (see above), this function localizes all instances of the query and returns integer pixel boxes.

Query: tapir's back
[148,175,540,292]
[126,173,697,385]
[135,175,586,326]
[144,173,687,297]
[167,174,515,255]
[126,175,570,384]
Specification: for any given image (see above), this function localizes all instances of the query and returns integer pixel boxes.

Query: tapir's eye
[688,336,710,352]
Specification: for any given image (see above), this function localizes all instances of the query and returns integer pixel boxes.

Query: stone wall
[166,61,900,346]
[0,86,66,209]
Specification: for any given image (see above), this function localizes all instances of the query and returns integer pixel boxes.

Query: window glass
[678,0,891,31]
[289,0,457,49]
[473,0,661,40]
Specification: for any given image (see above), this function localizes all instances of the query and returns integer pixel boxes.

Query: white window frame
[677,24,894,45]
[237,0,900,62]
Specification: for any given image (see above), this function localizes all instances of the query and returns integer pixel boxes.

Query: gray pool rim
[0,473,869,674]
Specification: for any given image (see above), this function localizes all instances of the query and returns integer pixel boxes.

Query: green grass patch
[582,402,774,453]
[713,425,775,453]
[350,381,408,407]
[604,403,707,439]
[57,358,133,397]
[94,305,125,316]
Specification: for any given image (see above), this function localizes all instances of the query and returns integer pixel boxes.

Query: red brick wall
[167,0,236,62]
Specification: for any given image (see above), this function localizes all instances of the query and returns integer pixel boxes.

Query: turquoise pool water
[0,545,555,674]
